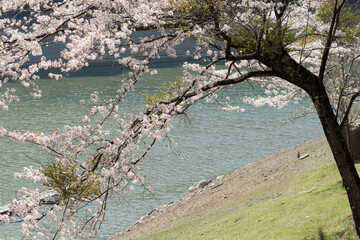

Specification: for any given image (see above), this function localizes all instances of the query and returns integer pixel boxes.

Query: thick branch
[232,52,259,61]
[203,70,275,90]
[161,70,276,105]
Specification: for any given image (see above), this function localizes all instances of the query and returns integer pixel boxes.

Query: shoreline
[109,138,332,240]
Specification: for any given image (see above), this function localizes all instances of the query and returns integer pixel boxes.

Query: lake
[0,64,324,239]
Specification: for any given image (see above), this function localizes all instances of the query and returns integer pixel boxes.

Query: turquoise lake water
[0,65,324,239]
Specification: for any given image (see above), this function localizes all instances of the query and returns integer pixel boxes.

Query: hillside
[110,139,357,240]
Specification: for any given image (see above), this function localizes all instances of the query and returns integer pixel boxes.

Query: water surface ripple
[0,66,324,239]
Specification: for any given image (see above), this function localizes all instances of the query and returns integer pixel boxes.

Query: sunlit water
[0,65,324,239]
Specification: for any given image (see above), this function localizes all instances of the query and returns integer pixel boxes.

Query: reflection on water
[0,66,324,239]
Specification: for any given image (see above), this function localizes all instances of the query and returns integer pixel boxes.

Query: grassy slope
[143,146,358,240]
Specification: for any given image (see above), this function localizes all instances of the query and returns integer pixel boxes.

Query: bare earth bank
[109,138,332,240]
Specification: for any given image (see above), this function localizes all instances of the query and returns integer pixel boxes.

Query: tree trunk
[308,83,360,237]
[259,49,360,236]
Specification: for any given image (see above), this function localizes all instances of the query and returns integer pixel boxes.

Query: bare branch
[318,0,347,83]
[340,91,360,129]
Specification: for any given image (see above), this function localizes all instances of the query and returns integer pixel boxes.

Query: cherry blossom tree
[0,0,359,239]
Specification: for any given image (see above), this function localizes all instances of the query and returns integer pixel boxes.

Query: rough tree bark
[309,83,360,237]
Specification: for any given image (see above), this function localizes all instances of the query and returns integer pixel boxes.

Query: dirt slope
[109,138,332,240]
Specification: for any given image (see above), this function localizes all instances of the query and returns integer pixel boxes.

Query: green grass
[142,163,358,240]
